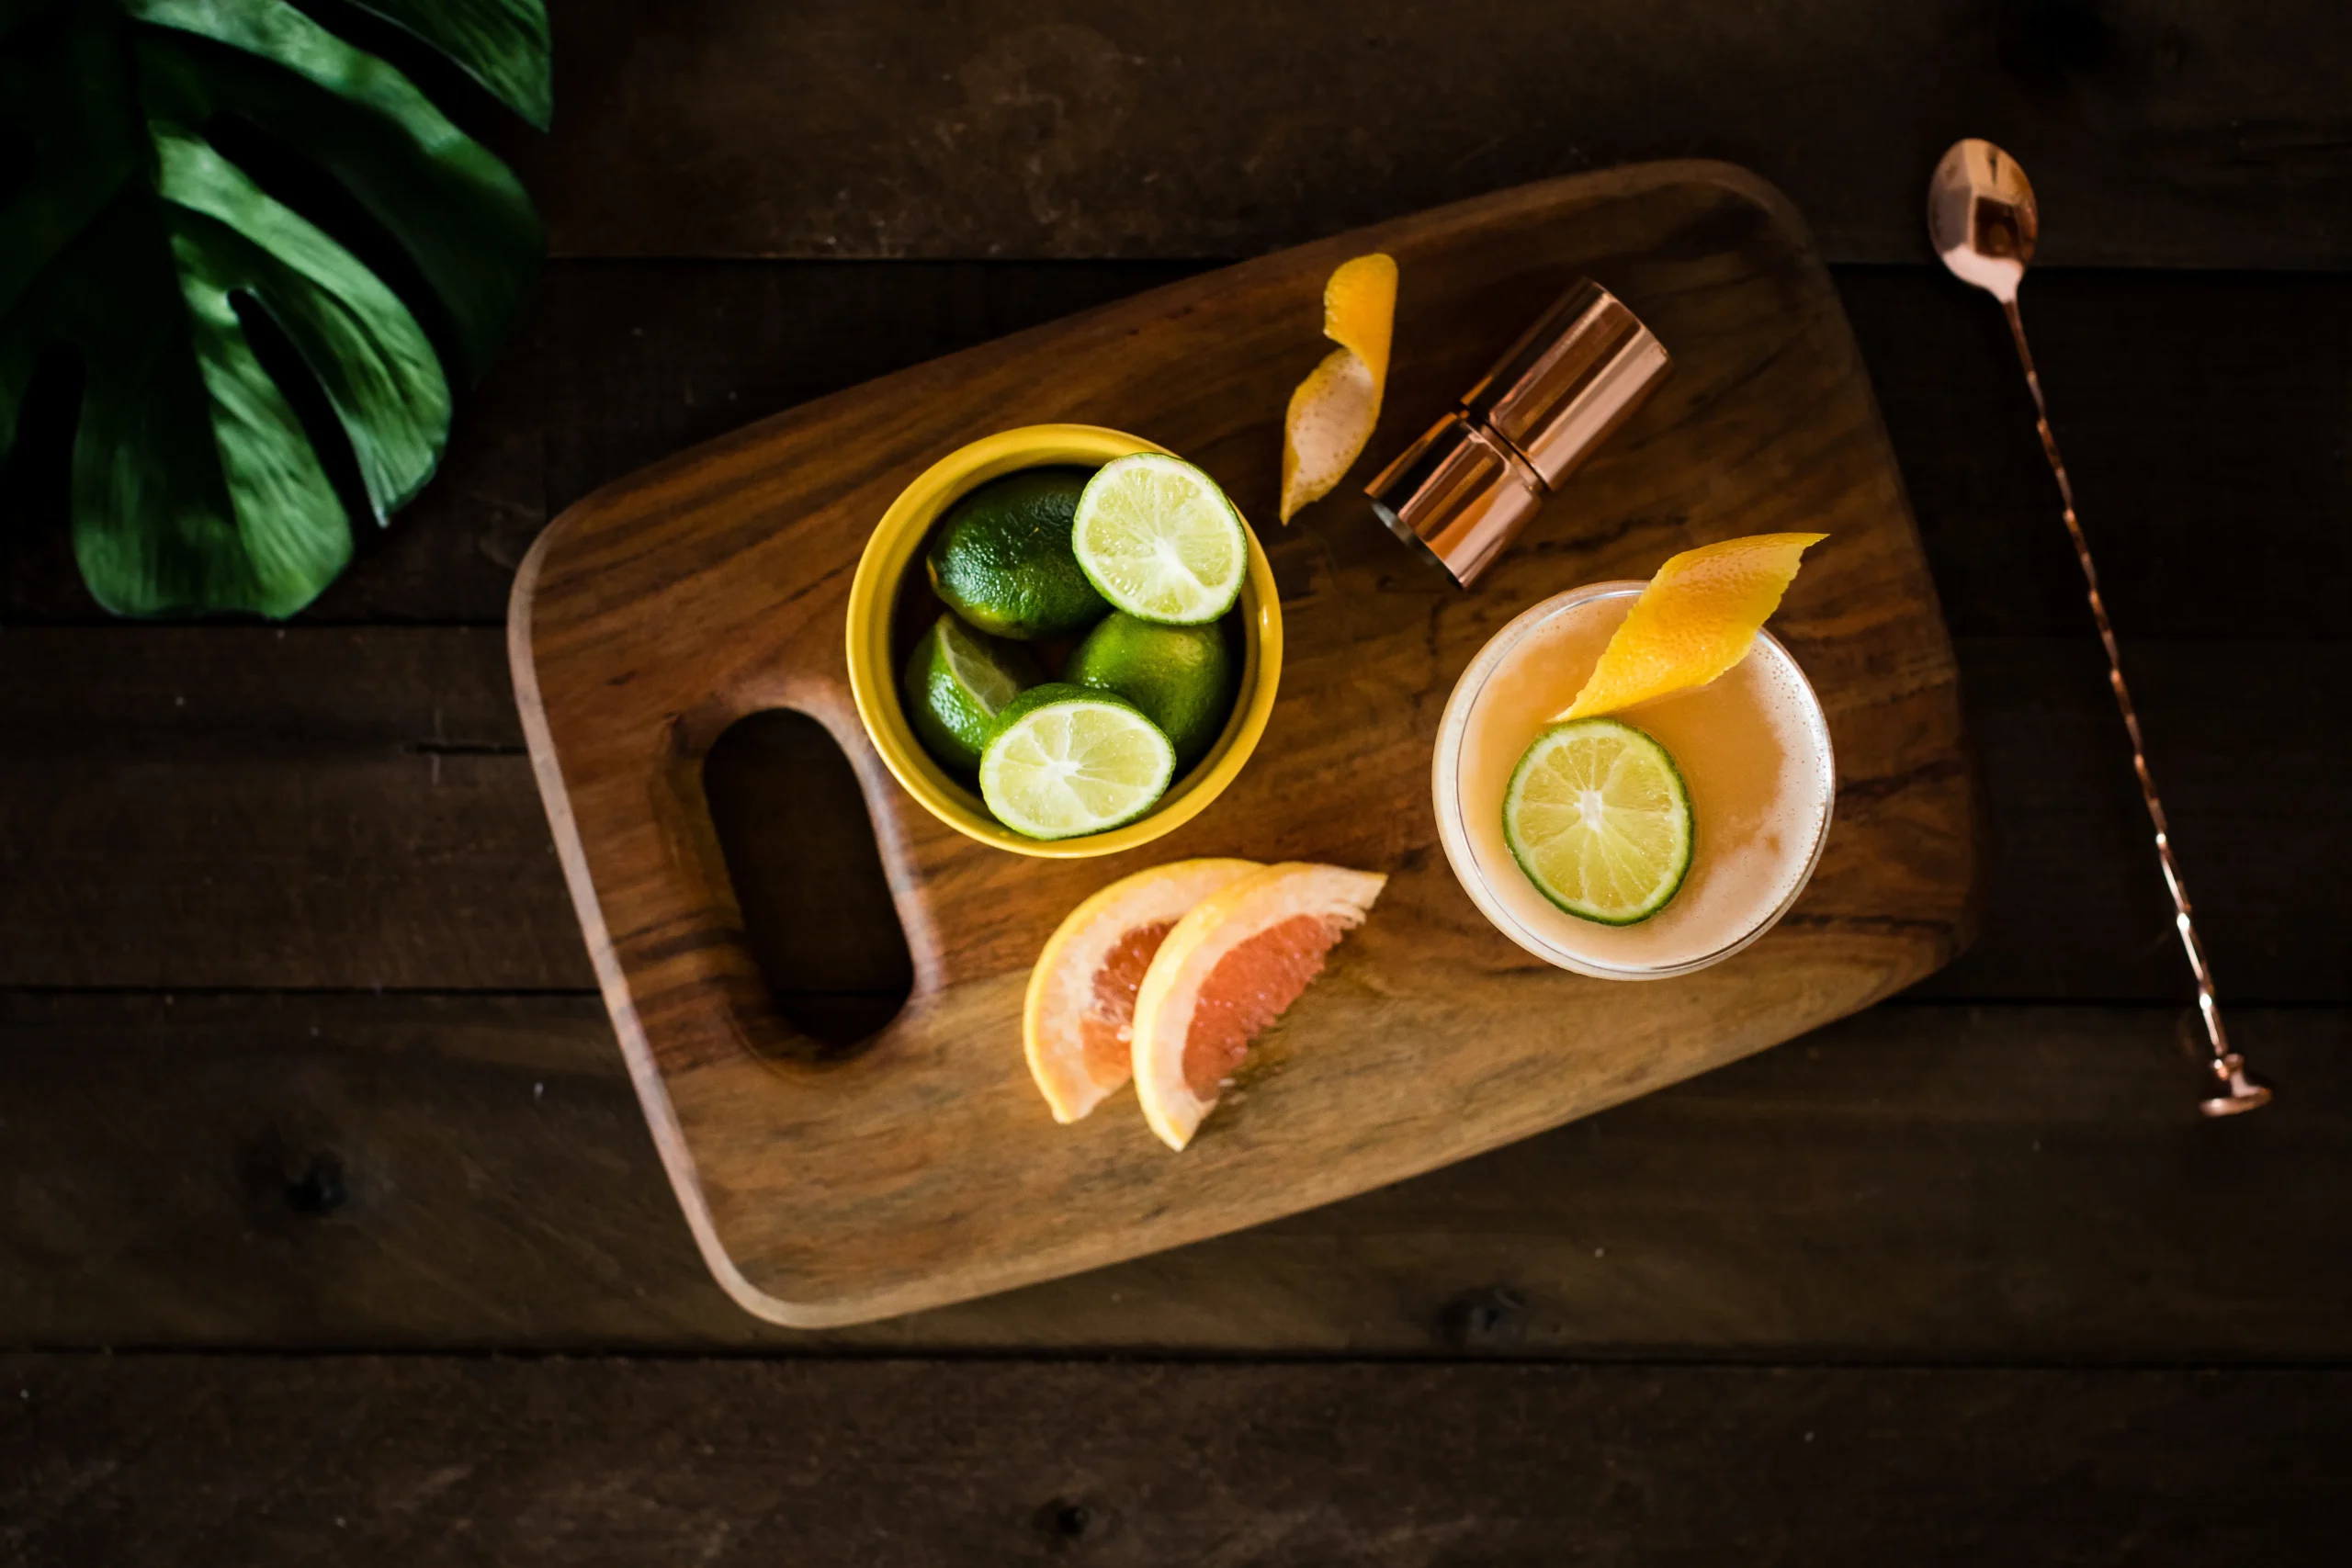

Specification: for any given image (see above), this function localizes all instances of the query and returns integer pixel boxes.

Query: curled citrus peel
[1562,533,1827,719]
[1279,253,1397,523]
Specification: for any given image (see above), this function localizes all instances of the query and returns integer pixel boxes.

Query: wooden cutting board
[511,161,1983,1328]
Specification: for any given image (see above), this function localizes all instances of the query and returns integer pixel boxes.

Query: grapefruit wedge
[1131,862,1387,1150]
[1024,858,1262,1122]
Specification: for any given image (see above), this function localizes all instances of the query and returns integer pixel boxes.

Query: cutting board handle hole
[703,709,914,1058]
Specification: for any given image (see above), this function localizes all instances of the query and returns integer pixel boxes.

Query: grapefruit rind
[1023,859,1262,1122]
[1130,861,1388,1150]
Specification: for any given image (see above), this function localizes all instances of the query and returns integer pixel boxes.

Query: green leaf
[54,132,450,617]
[129,0,539,378]
[60,191,354,619]
[343,0,551,130]
[157,130,447,524]
[0,0,545,619]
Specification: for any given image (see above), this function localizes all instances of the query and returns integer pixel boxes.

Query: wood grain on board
[3,995,2344,1355]
[515,0,2352,269]
[0,626,584,991]
[511,163,1980,1325]
[8,1354,2348,1567]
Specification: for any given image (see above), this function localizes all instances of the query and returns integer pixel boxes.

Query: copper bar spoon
[1927,138,2270,1116]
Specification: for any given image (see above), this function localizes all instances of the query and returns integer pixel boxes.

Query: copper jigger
[1365,280,1671,587]
[1928,140,2270,1117]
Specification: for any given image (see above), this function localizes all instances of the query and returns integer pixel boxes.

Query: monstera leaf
[0,0,547,617]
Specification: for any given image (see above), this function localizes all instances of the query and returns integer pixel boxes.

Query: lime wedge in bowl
[1070,453,1249,626]
[901,612,1042,773]
[979,683,1178,840]
[1503,717,1693,925]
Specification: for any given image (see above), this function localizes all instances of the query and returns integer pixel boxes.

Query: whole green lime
[926,468,1110,640]
[1064,610,1236,767]
[902,612,1044,773]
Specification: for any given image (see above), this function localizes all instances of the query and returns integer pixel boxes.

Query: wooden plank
[508,0,2352,267]
[6,263,2348,635]
[7,1354,2348,1565]
[1838,265,2352,639]
[6,995,2344,1355]
[0,629,2334,999]
[1925,635,2352,1003]
[512,164,1980,1326]
[0,627,590,991]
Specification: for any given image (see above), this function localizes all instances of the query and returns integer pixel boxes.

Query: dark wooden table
[6,3,2348,1561]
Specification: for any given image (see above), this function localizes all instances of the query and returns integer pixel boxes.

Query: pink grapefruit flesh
[1083,919,1174,1084]
[1180,914,1348,1099]
[1131,862,1388,1149]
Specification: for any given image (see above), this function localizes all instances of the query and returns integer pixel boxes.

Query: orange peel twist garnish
[1279,253,1397,523]
[1561,533,1827,719]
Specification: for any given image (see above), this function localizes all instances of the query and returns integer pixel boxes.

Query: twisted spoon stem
[1999,299,2268,1116]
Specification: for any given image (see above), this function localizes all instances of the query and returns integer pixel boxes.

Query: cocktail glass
[1431,581,1836,980]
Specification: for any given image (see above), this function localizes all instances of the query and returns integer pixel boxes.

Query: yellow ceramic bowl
[846,424,1283,859]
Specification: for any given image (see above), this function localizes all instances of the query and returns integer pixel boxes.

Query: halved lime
[1502,717,1694,925]
[978,683,1177,840]
[902,612,1043,773]
[1069,453,1249,626]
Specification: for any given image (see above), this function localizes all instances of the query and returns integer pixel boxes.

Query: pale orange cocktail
[1431,581,1835,978]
